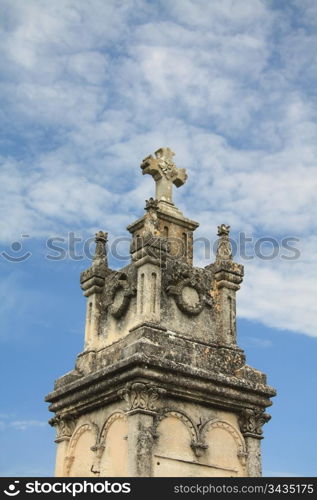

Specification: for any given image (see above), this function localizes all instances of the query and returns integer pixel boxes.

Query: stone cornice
[46,351,275,420]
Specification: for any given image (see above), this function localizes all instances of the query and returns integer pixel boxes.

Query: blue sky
[0,0,316,476]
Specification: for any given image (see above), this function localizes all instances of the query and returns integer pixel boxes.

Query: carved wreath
[167,278,205,316]
[164,260,213,316]
[103,269,137,320]
[109,281,136,319]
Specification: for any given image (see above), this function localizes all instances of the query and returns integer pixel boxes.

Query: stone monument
[46,148,276,477]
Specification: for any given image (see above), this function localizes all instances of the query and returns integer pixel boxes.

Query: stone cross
[140,147,187,203]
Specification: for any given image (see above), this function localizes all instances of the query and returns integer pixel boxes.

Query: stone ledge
[46,351,275,419]
[76,325,267,384]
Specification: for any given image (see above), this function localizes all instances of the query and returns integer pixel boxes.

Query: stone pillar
[49,415,76,477]
[215,282,239,345]
[80,231,108,350]
[239,408,271,477]
[244,436,262,477]
[127,413,155,477]
[135,258,161,323]
[83,294,100,349]
[131,233,166,326]
[54,438,70,477]
[119,382,165,477]
[214,225,244,346]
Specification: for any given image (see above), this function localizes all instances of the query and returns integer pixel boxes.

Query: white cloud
[1,0,317,338]
[245,337,273,348]
[0,418,47,431]
[238,254,317,338]
[66,51,109,85]
[10,420,47,431]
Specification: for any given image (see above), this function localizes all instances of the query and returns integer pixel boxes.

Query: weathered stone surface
[46,148,276,477]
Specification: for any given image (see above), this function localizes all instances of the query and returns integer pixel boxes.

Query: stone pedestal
[46,148,275,477]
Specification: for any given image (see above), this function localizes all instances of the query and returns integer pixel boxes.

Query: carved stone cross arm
[140,147,187,203]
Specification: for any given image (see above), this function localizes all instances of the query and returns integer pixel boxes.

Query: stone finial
[216,224,232,261]
[93,231,108,265]
[145,197,159,211]
[143,198,160,236]
[95,230,107,244]
[80,231,108,296]
[141,148,187,203]
[217,224,230,237]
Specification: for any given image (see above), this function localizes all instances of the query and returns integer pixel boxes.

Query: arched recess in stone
[200,419,247,476]
[98,412,128,477]
[153,410,198,477]
[65,423,97,477]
